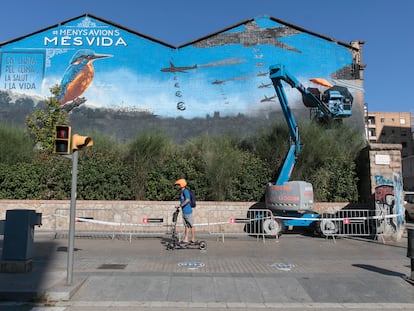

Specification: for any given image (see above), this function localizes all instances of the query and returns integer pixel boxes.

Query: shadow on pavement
[0,236,59,302]
[352,263,407,277]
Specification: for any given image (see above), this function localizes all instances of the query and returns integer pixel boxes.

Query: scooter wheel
[167,241,176,250]
[199,241,207,250]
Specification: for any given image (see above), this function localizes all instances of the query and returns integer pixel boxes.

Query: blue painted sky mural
[0,14,363,122]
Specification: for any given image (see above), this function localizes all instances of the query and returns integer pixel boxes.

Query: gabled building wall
[0,14,365,141]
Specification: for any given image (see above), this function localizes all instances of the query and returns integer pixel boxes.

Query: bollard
[407,227,414,282]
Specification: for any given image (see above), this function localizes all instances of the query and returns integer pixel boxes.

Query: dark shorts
[182,213,193,228]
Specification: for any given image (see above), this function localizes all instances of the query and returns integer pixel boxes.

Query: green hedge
[0,122,365,202]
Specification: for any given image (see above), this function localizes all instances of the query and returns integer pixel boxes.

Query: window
[368,117,375,125]
[380,118,385,123]
[400,118,406,125]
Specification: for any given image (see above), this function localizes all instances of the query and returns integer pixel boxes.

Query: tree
[25,85,68,152]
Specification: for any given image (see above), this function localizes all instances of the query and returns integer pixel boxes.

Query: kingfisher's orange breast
[61,63,95,105]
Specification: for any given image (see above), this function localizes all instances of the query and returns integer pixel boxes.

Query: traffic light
[72,134,93,150]
[54,126,93,154]
[54,125,71,155]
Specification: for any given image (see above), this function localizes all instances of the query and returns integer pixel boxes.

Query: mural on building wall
[0,14,364,139]
[374,173,404,235]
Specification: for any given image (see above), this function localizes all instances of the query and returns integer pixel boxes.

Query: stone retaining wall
[0,200,357,233]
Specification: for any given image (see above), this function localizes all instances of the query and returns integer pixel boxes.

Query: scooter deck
[167,240,207,250]
[176,242,199,249]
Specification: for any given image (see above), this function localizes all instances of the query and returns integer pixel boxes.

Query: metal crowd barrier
[318,209,378,238]
[52,207,400,242]
[54,208,117,239]
[208,208,276,242]
[117,208,173,242]
[53,207,176,242]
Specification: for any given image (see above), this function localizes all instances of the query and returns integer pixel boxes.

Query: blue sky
[1,0,412,114]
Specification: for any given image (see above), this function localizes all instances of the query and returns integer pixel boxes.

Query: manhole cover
[98,264,127,270]
[271,263,295,271]
[177,261,205,269]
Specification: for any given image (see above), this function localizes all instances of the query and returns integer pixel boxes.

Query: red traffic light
[54,125,71,155]
[57,128,69,138]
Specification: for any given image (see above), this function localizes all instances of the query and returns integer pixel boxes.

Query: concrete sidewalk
[0,232,414,310]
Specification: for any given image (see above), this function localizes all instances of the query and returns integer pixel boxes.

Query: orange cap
[174,179,187,188]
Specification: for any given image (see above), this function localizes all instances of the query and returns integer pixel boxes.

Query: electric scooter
[166,209,207,250]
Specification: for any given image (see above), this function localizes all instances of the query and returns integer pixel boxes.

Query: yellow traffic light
[72,134,93,150]
[54,125,71,154]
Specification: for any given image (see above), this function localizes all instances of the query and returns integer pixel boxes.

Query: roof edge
[179,15,358,50]
[0,13,360,51]
[0,13,176,49]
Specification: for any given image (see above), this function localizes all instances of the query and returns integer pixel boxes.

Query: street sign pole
[66,149,78,285]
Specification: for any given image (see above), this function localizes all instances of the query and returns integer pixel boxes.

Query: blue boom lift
[263,64,353,235]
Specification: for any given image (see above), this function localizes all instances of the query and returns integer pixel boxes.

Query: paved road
[0,231,413,310]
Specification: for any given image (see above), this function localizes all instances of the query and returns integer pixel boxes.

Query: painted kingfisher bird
[58,49,112,106]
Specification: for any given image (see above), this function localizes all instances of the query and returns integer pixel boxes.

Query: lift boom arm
[269,64,352,185]
[269,65,301,185]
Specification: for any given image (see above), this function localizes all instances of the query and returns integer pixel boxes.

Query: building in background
[365,111,414,190]
[365,112,413,158]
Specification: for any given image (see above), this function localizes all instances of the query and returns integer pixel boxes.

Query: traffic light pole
[67,150,78,285]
